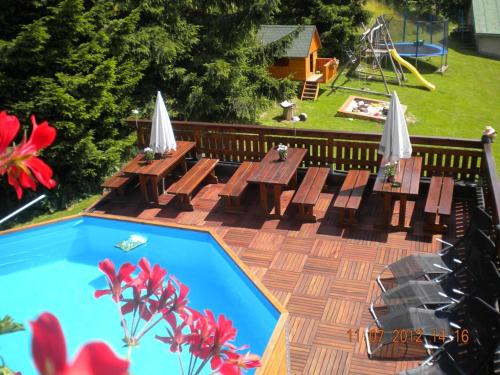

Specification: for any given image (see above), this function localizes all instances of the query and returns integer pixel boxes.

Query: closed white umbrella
[150,91,176,154]
[378,91,412,165]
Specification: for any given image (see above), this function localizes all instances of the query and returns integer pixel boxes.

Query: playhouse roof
[257,25,320,58]
[472,0,500,35]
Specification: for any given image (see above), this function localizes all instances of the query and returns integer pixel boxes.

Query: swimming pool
[0,215,284,374]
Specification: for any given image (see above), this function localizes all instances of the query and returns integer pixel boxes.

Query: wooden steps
[300,81,320,100]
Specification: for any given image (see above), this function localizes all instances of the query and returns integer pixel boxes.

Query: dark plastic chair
[398,297,500,375]
[366,295,499,361]
[376,228,496,292]
[371,261,500,327]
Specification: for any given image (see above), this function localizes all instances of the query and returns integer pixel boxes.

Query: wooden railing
[130,120,483,180]
[316,58,339,83]
[482,143,500,253]
[129,120,499,252]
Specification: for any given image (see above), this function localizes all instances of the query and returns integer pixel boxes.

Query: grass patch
[259,39,500,170]
[12,194,101,228]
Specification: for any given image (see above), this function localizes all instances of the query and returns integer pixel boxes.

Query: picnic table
[373,156,422,230]
[122,141,196,204]
[248,147,307,218]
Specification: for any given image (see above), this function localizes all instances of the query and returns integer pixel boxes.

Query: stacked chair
[365,206,500,375]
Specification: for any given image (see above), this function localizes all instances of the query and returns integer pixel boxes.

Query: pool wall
[1,213,290,375]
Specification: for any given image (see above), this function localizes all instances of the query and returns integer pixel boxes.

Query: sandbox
[336,95,407,123]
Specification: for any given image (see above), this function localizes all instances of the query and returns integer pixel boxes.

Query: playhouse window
[275,58,290,66]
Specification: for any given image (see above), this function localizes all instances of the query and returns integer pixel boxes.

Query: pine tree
[274,0,370,56]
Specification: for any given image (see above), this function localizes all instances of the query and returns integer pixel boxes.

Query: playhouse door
[309,53,314,72]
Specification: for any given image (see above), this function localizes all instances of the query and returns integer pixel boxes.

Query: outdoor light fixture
[132,109,139,128]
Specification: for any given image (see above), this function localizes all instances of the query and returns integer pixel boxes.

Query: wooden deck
[92,177,472,375]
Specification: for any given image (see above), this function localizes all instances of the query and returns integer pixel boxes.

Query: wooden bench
[424,176,454,232]
[166,158,219,210]
[291,167,330,222]
[333,169,370,225]
[218,161,258,213]
[101,172,134,197]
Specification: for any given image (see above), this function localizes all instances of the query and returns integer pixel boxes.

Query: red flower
[95,259,135,302]
[0,112,56,199]
[170,276,190,316]
[30,312,129,375]
[148,279,176,317]
[136,257,167,297]
[217,352,261,375]
[155,313,188,352]
[186,310,214,360]
[0,111,20,153]
[208,311,237,371]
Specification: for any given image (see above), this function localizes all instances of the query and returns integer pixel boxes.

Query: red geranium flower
[218,352,261,375]
[0,111,19,154]
[0,112,56,199]
[156,313,188,352]
[30,312,129,375]
[170,276,190,316]
[208,311,238,371]
[95,259,135,302]
[136,257,167,297]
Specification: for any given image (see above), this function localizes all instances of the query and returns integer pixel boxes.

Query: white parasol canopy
[150,91,176,154]
[378,91,412,163]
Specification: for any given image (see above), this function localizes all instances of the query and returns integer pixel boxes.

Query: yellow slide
[389,49,436,91]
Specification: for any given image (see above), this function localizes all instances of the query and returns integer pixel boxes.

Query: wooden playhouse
[258,25,339,100]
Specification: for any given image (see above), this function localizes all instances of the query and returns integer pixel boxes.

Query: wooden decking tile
[286,295,328,319]
[289,343,310,375]
[313,322,357,352]
[262,269,300,292]
[349,354,397,375]
[240,247,276,268]
[329,279,370,302]
[322,298,364,325]
[336,259,373,281]
[249,231,285,250]
[248,265,267,280]
[311,238,342,258]
[303,346,351,375]
[344,228,387,246]
[289,316,320,345]
[223,228,256,247]
[270,251,308,272]
[293,273,332,297]
[375,246,410,265]
[303,256,339,275]
[338,242,378,262]
[269,288,292,306]
[279,237,316,254]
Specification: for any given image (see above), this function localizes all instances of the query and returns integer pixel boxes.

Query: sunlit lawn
[258,39,500,169]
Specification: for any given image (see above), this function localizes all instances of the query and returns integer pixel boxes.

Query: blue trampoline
[393,42,446,58]
[389,16,449,71]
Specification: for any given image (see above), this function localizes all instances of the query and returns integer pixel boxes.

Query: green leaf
[0,316,24,335]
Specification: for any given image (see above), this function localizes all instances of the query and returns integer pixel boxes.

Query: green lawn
[258,40,500,168]
[12,194,101,228]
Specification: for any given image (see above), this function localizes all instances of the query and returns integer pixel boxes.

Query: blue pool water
[0,217,279,374]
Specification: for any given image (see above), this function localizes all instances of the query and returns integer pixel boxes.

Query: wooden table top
[373,156,422,196]
[248,148,307,185]
[122,141,196,177]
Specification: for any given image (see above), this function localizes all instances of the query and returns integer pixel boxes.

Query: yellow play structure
[389,49,435,91]
[331,15,436,96]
